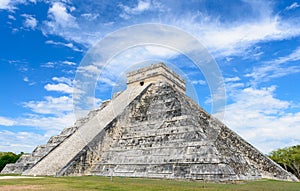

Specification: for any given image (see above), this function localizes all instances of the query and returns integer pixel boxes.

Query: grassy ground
[0,176,299,191]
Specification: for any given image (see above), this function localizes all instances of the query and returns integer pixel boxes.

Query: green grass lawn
[0,176,299,191]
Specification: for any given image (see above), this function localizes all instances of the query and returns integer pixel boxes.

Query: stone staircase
[24,83,151,176]
[0,101,112,175]
[1,125,78,174]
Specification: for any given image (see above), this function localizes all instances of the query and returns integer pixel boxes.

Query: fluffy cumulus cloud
[22,14,37,29]
[47,2,77,28]
[0,78,77,153]
[52,76,73,85]
[23,96,73,115]
[16,76,77,143]
[44,83,73,94]
[42,1,79,41]
[215,86,300,153]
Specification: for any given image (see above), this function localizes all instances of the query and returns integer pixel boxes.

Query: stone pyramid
[2,63,298,181]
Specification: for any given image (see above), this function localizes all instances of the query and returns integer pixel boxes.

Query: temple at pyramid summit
[1,63,298,181]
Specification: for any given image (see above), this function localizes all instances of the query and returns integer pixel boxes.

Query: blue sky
[0,0,300,154]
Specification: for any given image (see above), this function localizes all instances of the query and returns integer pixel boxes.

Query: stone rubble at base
[1,63,298,182]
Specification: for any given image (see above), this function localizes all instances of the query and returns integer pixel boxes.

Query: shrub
[0,152,23,172]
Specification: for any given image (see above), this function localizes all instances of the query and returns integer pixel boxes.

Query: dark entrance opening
[140,81,144,86]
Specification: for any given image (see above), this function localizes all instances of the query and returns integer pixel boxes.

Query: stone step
[112,140,211,151]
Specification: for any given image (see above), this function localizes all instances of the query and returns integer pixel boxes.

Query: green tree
[0,152,23,172]
[269,145,300,179]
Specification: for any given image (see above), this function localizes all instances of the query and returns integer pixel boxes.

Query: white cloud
[192,80,206,85]
[62,60,76,65]
[35,1,300,59]
[151,2,299,58]
[120,0,152,19]
[22,14,37,30]
[224,77,241,83]
[286,2,300,10]
[45,40,72,47]
[0,95,76,153]
[197,18,300,57]
[0,130,47,153]
[81,13,99,21]
[23,76,36,86]
[77,65,101,77]
[45,40,82,52]
[246,47,300,84]
[42,2,83,46]
[46,2,78,28]
[125,0,151,14]
[174,1,299,57]
[19,112,75,132]
[144,46,178,58]
[23,96,73,115]
[215,86,300,153]
[98,77,117,86]
[52,76,73,85]
[0,116,16,126]
[41,60,78,68]
[0,0,36,10]
[0,0,11,9]
[116,2,300,57]
[81,45,179,92]
[45,83,73,94]
[85,96,102,108]
[4,92,77,153]
[41,61,55,68]
[8,14,15,20]
[0,111,76,153]
[270,47,300,64]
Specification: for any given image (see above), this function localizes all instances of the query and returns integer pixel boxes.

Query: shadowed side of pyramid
[1,63,298,181]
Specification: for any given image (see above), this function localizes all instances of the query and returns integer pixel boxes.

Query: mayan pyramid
[1,63,298,181]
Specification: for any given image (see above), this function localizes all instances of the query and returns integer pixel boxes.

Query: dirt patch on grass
[0,185,41,191]
[0,176,43,179]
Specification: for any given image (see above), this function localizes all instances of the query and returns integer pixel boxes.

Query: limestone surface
[1,63,298,181]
